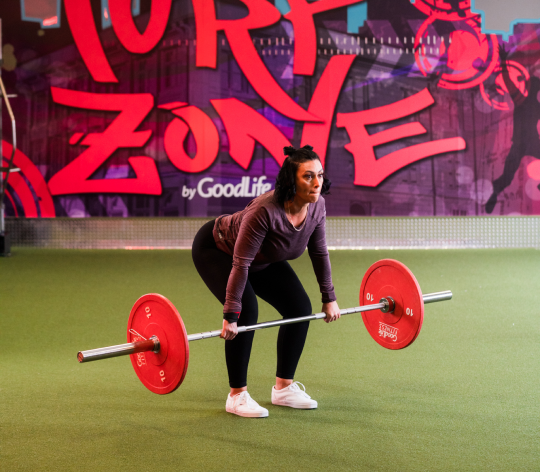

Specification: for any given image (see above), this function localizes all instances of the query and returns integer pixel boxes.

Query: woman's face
[294,159,324,205]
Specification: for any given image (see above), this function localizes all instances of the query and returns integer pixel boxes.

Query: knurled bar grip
[187,290,451,341]
[77,291,451,363]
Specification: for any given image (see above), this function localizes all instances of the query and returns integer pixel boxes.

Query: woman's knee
[251,262,312,318]
[282,290,312,319]
[237,288,259,326]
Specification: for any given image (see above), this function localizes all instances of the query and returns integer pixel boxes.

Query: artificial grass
[1,248,538,471]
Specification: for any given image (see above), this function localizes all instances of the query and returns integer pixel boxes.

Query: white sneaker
[271,382,318,409]
[226,391,269,418]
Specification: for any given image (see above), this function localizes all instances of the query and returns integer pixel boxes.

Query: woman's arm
[307,214,340,322]
[220,209,269,340]
[223,208,269,315]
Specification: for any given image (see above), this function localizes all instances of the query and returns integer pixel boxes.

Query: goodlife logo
[131,336,147,366]
[182,176,272,200]
[378,322,398,342]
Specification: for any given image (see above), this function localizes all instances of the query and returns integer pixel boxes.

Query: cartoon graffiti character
[485,45,540,214]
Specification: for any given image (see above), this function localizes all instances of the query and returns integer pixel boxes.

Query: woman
[192,145,340,418]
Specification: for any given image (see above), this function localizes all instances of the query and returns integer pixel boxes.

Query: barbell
[77,259,452,394]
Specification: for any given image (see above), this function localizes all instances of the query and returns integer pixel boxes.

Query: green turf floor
[1,248,539,471]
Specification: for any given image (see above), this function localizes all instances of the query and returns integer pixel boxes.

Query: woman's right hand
[221,320,238,340]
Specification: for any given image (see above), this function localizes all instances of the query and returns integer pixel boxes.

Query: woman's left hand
[322,301,341,323]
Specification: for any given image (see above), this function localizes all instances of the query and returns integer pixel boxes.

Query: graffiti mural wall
[2,0,540,218]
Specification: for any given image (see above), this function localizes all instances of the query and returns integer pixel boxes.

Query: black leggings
[192,220,312,388]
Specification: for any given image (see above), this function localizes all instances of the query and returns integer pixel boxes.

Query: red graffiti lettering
[211,56,355,169]
[109,0,172,53]
[336,88,466,186]
[211,98,291,169]
[285,0,363,76]
[2,142,56,217]
[163,105,220,173]
[49,88,161,195]
[300,55,356,167]
[2,162,38,217]
[212,55,355,169]
[65,0,171,81]
[64,0,118,83]
[194,0,318,122]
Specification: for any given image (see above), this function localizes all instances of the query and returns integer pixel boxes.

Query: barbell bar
[76,259,453,394]
[78,291,450,363]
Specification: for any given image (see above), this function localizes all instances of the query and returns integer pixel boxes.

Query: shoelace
[289,381,311,399]
[233,391,258,409]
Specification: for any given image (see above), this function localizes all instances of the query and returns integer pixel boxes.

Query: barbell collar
[379,296,395,313]
[78,336,159,363]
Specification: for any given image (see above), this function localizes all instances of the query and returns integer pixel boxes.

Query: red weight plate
[360,260,424,350]
[127,294,189,394]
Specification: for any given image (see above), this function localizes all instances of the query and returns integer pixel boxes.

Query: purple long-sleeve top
[213,190,336,314]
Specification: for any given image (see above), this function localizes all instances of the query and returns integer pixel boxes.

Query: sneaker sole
[271,400,318,409]
[226,407,269,418]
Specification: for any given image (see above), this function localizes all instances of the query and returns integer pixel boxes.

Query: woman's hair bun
[301,145,313,151]
[283,146,296,156]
